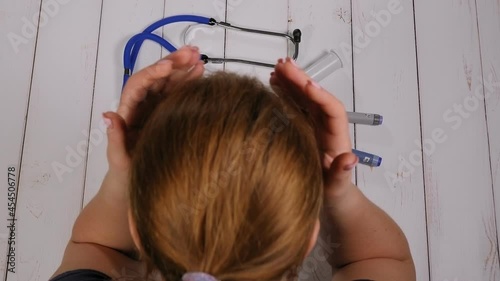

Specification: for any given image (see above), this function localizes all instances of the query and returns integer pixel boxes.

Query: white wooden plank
[82,0,165,206]
[351,1,429,280]
[224,0,288,83]
[7,0,102,280]
[163,0,225,73]
[83,0,227,205]
[289,0,354,109]
[288,0,354,280]
[414,1,500,280]
[476,0,500,259]
[0,0,42,277]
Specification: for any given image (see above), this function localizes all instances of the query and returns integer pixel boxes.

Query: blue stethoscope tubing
[123,15,302,88]
[122,16,383,168]
[123,15,212,87]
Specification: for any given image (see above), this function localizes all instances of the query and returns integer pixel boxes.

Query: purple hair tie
[182,272,219,281]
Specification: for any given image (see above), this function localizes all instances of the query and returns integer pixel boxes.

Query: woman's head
[129,72,323,280]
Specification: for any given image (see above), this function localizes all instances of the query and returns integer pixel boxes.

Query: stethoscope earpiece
[123,14,302,88]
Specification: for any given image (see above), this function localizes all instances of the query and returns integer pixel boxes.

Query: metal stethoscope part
[201,18,302,68]
[123,15,302,87]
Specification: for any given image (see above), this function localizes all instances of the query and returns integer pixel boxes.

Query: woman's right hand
[101,46,204,205]
[272,59,416,280]
[270,58,358,208]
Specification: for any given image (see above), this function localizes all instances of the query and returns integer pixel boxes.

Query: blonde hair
[130,72,323,280]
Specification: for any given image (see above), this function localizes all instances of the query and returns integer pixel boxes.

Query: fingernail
[308,80,321,89]
[157,59,171,65]
[278,58,284,64]
[285,57,297,66]
[190,46,199,51]
[103,116,113,129]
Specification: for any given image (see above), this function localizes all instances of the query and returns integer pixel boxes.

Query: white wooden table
[1,0,499,280]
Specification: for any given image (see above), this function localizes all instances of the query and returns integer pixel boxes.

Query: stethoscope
[123,15,302,87]
[123,15,385,168]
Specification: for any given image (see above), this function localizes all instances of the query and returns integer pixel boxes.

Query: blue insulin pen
[352,149,382,167]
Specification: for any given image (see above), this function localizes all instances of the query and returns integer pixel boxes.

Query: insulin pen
[352,149,382,167]
[347,112,383,126]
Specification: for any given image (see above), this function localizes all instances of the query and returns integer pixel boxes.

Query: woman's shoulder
[50,269,111,281]
[51,241,145,281]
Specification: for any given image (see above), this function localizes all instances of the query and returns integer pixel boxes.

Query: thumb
[103,112,130,171]
[324,152,358,199]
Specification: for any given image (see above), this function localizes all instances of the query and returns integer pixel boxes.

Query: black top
[49,269,375,281]
[50,269,111,281]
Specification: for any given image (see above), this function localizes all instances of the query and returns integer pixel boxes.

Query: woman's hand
[57,48,205,279]
[270,58,358,207]
[104,46,204,177]
[71,46,204,257]
[272,59,415,281]
[100,45,204,219]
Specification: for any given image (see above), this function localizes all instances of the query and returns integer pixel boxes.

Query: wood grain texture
[288,0,354,280]
[82,0,166,206]
[83,0,227,205]
[476,0,500,272]
[289,0,354,116]
[414,0,500,280]
[351,1,429,280]
[164,0,225,73]
[0,0,42,278]
[2,0,500,279]
[224,0,288,82]
[7,1,102,280]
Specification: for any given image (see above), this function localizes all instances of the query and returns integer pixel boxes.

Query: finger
[270,60,283,87]
[270,70,284,91]
[119,59,173,125]
[103,112,130,171]
[276,58,351,156]
[149,48,203,93]
[305,81,351,156]
[271,64,312,112]
[164,45,201,71]
[272,59,306,101]
[322,152,334,171]
[119,46,201,125]
[324,152,358,200]
[184,61,205,80]
[273,64,321,122]
[270,65,294,95]
[303,80,349,134]
[276,58,347,122]
[168,60,205,84]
